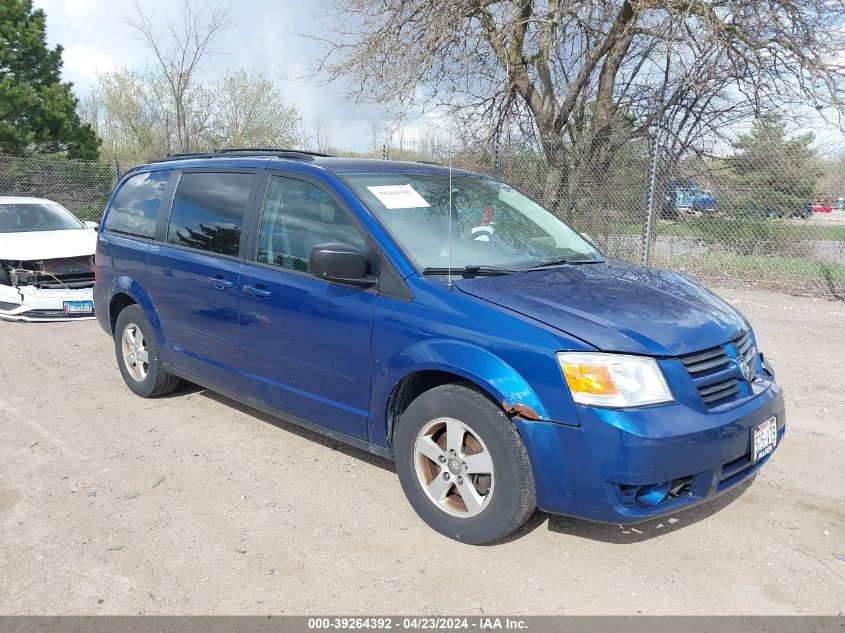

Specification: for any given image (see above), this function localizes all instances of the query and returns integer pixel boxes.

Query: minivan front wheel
[395,384,536,544]
[113,305,180,398]
[414,417,495,518]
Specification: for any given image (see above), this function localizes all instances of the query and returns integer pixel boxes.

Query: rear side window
[167,172,257,257]
[105,171,170,238]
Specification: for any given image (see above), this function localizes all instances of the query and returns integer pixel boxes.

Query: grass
[608,219,845,241]
[655,252,845,297]
[813,224,845,241]
[661,221,845,242]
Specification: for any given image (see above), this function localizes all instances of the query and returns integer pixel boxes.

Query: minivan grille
[678,331,756,406]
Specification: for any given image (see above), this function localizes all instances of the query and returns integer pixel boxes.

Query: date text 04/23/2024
[307,617,528,630]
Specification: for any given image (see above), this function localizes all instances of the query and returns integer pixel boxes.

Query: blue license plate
[63,300,94,314]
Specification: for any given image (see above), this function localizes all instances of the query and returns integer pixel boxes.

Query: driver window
[256,176,365,273]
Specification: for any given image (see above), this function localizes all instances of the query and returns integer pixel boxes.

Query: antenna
[447,149,454,292]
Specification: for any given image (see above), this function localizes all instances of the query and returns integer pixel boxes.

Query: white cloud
[38,0,99,23]
[62,45,117,81]
[32,0,398,151]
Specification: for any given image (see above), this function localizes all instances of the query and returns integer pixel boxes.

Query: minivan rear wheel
[394,383,536,544]
[114,305,180,398]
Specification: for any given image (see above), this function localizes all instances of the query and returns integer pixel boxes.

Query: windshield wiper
[528,257,604,269]
[422,265,515,277]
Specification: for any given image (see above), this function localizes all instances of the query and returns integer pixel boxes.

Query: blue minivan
[94,149,784,544]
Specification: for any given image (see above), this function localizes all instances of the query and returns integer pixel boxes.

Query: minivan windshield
[0,203,84,233]
[345,174,601,271]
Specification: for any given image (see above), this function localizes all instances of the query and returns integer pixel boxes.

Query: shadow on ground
[195,384,755,545]
[544,477,755,544]
[496,477,754,544]
[199,388,395,474]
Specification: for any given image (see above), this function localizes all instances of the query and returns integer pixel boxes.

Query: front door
[238,175,375,439]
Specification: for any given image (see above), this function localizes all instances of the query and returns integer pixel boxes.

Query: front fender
[369,338,551,447]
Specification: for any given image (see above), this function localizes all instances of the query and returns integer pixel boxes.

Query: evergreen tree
[728,117,819,216]
[0,0,99,158]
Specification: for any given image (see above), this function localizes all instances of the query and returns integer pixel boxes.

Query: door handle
[209,275,235,290]
[243,284,272,299]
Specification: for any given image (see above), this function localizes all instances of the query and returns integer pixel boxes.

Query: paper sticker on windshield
[367,184,430,209]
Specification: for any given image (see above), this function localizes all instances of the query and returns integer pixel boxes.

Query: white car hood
[0,229,96,261]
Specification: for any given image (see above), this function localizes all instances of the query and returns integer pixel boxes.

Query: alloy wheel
[413,417,495,518]
[121,323,149,382]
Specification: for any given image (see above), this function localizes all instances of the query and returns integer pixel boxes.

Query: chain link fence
[645,150,845,300]
[437,131,845,300]
[0,153,118,223]
[2,141,843,299]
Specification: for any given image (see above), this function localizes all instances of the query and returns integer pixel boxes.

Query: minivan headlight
[556,352,673,408]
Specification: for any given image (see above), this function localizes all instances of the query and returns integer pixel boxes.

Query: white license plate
[63,300,94,314]
[752,416,778,463]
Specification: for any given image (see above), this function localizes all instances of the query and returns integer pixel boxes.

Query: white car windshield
[345,174,601,271]
[0,203,84,233]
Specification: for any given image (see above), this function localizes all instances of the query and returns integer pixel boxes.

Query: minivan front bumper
[514,381,785,523]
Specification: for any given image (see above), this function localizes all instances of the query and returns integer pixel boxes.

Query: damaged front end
[0,255,96,321]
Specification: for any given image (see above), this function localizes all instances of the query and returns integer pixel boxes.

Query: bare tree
[369,119,381,153]
[310,116,333,153]
[314,0,845,212]
[123,0,233,153]
[366,118,399,157]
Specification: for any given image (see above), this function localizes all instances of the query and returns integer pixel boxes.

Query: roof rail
[150,148,333,164]
[216,148,333,157]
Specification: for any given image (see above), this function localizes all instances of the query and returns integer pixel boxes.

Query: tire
[113,304,180,398]
[394,383,536,544]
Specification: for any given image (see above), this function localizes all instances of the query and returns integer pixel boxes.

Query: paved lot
[0,287,843,615]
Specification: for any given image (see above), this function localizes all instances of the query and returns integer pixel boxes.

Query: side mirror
[84,220,99,230]
[309,242,376,287]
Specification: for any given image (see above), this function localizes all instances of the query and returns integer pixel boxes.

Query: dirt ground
[0,287,843,615]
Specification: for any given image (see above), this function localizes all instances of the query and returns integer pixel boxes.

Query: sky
[33,0,845,157]
[34,0,402,152]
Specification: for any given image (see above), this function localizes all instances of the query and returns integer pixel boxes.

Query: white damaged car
[0,196,97,322]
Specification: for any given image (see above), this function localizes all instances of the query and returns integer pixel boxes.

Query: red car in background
[811,195,834,213]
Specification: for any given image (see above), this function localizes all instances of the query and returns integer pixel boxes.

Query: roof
[0,196,59,205]
[133,150,484,179]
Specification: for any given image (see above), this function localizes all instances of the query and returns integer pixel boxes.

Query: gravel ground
[0,287,843,615]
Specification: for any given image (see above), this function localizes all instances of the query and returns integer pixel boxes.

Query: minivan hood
[454,261,745,356]
[0,228,96,261]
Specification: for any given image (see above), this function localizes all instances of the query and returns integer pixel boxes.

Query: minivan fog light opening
[557,352,673,407]
[615,476,694,509]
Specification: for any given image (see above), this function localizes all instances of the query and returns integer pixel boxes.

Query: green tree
[728,117,819,216]
[0,0,99,158]
[207,70,303,150]
[83,67,304,166]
